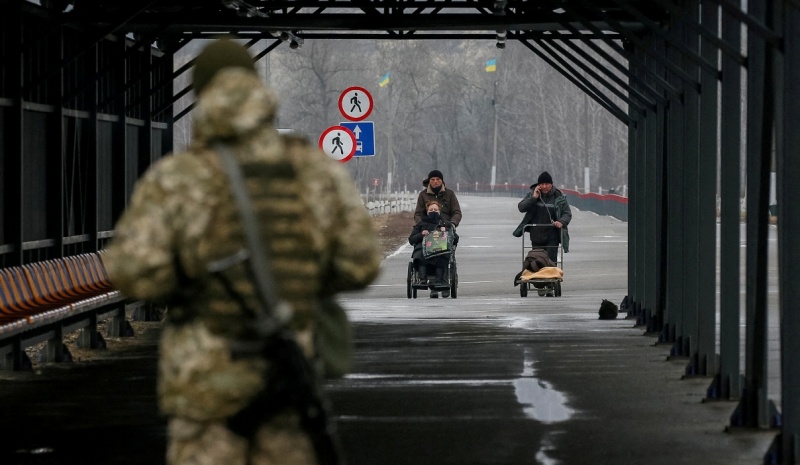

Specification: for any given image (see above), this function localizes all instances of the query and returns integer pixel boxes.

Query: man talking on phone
[513,171,572,263]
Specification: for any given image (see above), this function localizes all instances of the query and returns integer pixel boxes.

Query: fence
[397,183,629,221]
[363,191,416,216]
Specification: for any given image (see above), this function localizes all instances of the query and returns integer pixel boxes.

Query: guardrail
[364,186,628,220]
[0,252,150,371]
[1,187,623,371]
[559,189,628,221]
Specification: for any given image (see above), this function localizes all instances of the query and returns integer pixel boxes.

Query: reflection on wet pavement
[514,350,574,424]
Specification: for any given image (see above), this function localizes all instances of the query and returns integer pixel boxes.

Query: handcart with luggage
[515,224,564,297]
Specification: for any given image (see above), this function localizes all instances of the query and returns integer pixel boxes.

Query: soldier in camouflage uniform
[103,39,381,465]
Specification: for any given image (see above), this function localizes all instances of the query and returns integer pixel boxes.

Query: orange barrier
[0,253,114,325]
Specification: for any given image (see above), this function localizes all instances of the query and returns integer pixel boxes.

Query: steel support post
[709,0,743,401]
[730,0,780,430]
[689,0,720,378]
[44,325,66,363]
[673,15,701,360]
[77,312,99,349]
[4,2,24,266]
[84,41,100,252]
[44,24,66,259]
[628,50,654,325]
[110,38,129,222]
[769,2,800,462]
[626,45,640,319]
[642,44,660,332]
[161,41,176,155]
[663,41,686,345]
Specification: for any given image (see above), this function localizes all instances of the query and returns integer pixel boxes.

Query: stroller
[406,226,458,299]
[515,224,564,297]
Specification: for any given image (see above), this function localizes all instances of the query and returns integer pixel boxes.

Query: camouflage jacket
[103,69,381,421]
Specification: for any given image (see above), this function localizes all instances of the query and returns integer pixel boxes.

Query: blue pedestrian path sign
[339,121,375,157]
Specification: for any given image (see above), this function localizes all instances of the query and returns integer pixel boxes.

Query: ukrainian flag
[485,59,497,72]
[379,72,390,87]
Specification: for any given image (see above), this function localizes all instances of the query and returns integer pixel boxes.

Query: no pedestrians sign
[318,125,356,163]
[338,86,373,121]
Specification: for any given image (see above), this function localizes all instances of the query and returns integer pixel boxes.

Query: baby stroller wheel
[406,262,415,299]
[449,261,458,299]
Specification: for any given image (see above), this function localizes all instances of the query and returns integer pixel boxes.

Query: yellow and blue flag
[379,72,390,87]
[485,59,497,72]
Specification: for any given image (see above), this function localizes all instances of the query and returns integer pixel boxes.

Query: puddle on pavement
[513,350,574,424]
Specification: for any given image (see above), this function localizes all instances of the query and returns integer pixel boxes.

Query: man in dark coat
[414,170,462,227]
[513,171,572,263]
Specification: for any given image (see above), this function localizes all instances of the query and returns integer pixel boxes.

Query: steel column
[709,0,743,401]
[776,2,800,461]
[662,41,686,345]
[47,25,66,258]
[626,41,640,318]
[730,0,779,430]
[3,3,24,267]
[689,0,720,377]
[671,13,701,360]
[633,48,647,323]
[642,39,659,330]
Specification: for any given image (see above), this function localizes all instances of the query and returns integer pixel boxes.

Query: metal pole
[710,0,743,401]
[491,79,498,190]
[778,2,800,461]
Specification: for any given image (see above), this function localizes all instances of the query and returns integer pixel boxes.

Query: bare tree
[176,37,629,194]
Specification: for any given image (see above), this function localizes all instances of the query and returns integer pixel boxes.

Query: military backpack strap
[214,143,292,334]
[214,143,342,465]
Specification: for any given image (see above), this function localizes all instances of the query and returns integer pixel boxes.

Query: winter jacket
[409,216,455,260]
[103,68,381,421]
[414,184,462,227]
[513,187,572,253]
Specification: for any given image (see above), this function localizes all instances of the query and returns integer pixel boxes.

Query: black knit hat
[192,38,257,95]
[427,170,444,181]
[537,171,553,185]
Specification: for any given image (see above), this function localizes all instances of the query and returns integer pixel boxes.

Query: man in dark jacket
[414,170,462,227]
[513,171,572,263]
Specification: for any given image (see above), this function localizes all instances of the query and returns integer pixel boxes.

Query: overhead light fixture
[496,30,507,49]
[289,34,304,49]
[494,0,506,49]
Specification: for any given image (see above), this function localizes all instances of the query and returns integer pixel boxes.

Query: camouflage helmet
[193,38,256,95]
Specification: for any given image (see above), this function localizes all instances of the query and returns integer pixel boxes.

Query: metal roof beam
[517,37,633,126]
[532,33,649,113]
[573,0,700,90]
[548,0,681,99]
[649,0,745,65]
[605,0,720,78]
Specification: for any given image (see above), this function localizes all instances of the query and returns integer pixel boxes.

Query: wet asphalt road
[331,195,779,465]
[0,195,781,465]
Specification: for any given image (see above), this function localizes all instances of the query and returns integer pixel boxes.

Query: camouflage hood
[192,68,279,147]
